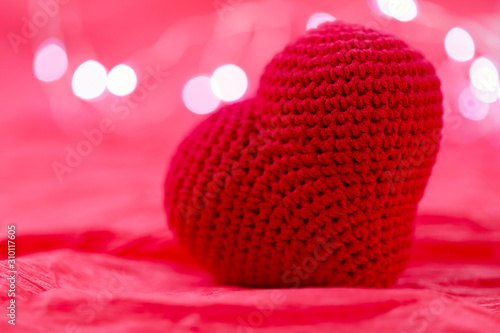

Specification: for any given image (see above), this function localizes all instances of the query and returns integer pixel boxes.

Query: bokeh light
[306,13,336,30]
[470,83,498,104]
[377,0,418,22]
[183,76,220,114]
[458,86,489,120]
[72,60,108,100]
[107,64,137,96]
[33,42,68,82]
[469,57,499,103]
[210,64,248,102]
[444,27,475,62]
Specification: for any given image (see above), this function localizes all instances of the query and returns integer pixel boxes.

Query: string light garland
[30,0,499,142]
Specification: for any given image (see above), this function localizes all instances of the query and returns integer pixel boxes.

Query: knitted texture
[164,21,443,288]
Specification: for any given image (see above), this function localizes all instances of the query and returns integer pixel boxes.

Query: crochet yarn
[164,21,443,288]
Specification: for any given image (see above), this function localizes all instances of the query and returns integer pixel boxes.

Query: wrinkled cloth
[1,114,499,332]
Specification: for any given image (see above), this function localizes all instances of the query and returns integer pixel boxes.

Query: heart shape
[164,21,443,288]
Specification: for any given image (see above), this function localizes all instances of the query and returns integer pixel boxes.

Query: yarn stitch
[164,21,443,288]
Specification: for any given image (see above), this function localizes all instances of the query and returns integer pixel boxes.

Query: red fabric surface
[1,1,500,332]
[165,21,444,288]
[1,113,500,332]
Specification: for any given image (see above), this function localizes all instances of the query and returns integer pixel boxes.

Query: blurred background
[1,0,500,236]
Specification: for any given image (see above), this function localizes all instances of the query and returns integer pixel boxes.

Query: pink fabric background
[1,0,499,332]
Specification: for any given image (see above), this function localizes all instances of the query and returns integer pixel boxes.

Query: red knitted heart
[164,21,443,288]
